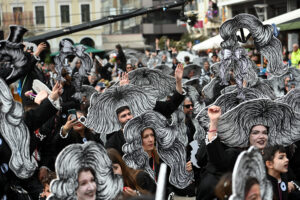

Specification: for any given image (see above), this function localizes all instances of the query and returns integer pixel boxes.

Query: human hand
[34,90,49,105]
[49,82,63,101]
[288,182,295,193]
[119,72,130,86]
[38,167,49,182]
[124,187,138,196]
[175,63,183,82]
[62,115,77,136]
[166,38,170,48]
[186,161,193,172]
[34,42,47,57]
[207,105,221,123]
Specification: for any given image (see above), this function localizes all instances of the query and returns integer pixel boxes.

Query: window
[60,5,70,23]
[81,4,90,23]
[35,6,45,25]
[13,7,23,24]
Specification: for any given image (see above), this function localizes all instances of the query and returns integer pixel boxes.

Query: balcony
[142,23,187,34]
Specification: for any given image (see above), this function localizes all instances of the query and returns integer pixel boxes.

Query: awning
[218,0,256,7]
[278,21,300,31]
[50,43,104,56]
[192,8,300,51]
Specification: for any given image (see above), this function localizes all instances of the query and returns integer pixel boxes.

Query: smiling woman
[77,167,97,200]
[48,142,123,200]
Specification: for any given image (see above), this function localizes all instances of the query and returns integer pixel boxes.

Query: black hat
[6,25,28,43]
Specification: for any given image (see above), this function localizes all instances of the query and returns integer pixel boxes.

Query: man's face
[293,44,298,52]
[126,64,134,72]
[76,61,82,69]
[183,99,193,117]
[212,55,218,62]
[117,109,133,127]
[204,62,209,71]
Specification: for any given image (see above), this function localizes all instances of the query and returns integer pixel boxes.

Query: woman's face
[245,183,261,200]
[77,170,97,200]
[249,125,268,150]
[73,112,85,132]
[142,128,155,153]
[112,163,122,175]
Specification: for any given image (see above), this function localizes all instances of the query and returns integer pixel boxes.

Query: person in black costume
[197,105,300,200]
[106,64,185,156]
[0,80,62,199]
[263,145,289,200]
[116,44,127,72]
[55,110,103,155]
[20,42,48,109]
[197,105,268,200]
[0,25,63,200]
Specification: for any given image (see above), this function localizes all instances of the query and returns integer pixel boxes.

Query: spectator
[55,110,103,155]
[107,148,156,196]
[126,63,135,73]
[263,145,290,200]
[291,44,300,68]
[203,61,211,76]
[184,56,192,65]
[172,58,179,70]
[116,44,127,72]
[211,53,218,64]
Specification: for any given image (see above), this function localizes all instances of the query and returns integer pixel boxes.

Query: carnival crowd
[1,27,300,200]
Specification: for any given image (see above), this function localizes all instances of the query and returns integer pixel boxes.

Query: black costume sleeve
[23,98,58,133]
[38,115,58,170]
[195,139,208,168]
[206,137,240,173]
[0,172,8,198]
[136,171,157,194]
[154,90,185,118]
[53,128,74,155]
[105,131,125,156]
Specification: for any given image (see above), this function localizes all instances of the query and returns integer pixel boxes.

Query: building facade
[0,0,104,52]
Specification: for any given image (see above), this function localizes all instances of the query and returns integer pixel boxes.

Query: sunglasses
[183,104,193,109]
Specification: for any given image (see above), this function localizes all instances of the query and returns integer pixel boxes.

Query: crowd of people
[1,19,300,200]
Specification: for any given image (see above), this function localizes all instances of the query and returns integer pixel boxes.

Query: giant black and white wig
[120,68,176,100]
[202,77,223,102]
[220,78,277,100]
[276,88,300,113]
[0,26,30,85]
[48,142,123,200]
[155,64,174,76]
[122,111,193,189]
[183,85,206,116]
[229,146,272,200]
[54,40,92,81]
[216,99,300,147]
[220,13,287,76]
[264,67,300,97]
[218,47,258,90]
[183,64,203,78]
[0,78,37,179]
[170,110,188,146]
[196,88,270,131]
[80,84,156,134]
